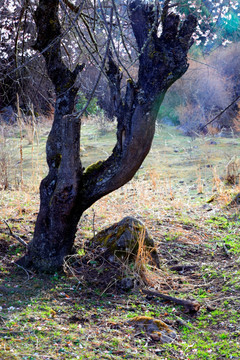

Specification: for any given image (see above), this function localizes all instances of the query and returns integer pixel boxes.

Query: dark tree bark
[18,0,197,272]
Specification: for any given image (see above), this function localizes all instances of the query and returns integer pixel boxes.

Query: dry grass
[0,125,240,359]
[225,156,240,185]
[0,115,50,191]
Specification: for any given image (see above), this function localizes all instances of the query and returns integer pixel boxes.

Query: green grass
[0,119,240,359]
[1,120,240,195]
[1,202,240,359]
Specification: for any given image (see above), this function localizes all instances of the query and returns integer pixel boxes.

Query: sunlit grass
[0,117,240,360]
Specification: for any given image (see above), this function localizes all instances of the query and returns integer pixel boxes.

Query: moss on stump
[90,216,160,268]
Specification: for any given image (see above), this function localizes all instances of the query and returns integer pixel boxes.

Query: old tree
[18,0,197,272]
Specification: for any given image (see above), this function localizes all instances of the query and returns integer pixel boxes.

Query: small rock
[90,217,160,268]
[202,204,213,211]
[128,316,177,343]
[117,277,134,291]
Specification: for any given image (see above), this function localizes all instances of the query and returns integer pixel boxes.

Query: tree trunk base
[16,248,72,273]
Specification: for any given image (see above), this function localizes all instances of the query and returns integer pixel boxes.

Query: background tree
[1,0,238,115]
[176,0,240,50]
[156,1,240,134]
[16,0,197,272]
[0,0,55,114]
[158,41,240,134]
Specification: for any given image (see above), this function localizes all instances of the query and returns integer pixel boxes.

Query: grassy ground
[0,119,240,359]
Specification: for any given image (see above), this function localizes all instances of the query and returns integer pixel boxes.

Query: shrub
[158,43,240,135]
[76,93,104,117]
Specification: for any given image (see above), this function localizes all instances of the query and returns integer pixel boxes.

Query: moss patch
[90,216,160,268]
[84,160,103,175]
[128,316,177,343]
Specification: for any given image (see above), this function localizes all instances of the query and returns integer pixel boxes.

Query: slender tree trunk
[18,0,197,272]
[18,0,85,271]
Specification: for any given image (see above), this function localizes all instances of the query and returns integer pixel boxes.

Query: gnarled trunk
[18,0,197,272]
[18,0,85,271]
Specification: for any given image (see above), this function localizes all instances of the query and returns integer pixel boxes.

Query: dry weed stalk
[211,166,235,205]
[63,254,85,288]
[0,127,9,190]
[225,157,239,185]
[148,168,158,189]
[212,166,223,193]
[196,167,204,194]
[26,104,38,146]
[162,176,174,201]
[63,224,161,293]
[131,228,160,287]
[16,94,23,188]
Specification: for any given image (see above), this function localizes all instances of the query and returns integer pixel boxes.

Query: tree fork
[18,0,196,272]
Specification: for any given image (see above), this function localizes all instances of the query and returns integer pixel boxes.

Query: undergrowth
[0,121,239,359]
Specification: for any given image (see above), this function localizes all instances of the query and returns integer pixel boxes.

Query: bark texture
[19,0,197,272]
[19,0,85,271]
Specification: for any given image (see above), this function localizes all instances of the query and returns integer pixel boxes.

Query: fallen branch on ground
[169,264,198,272]
[142,289,200,313]
[2,219,28,248]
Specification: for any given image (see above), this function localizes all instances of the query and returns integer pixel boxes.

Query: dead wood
[169,264,198,272]
[142,289,200,313]
[2,219,28,248]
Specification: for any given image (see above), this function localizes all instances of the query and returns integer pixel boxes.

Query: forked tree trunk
[18,0,197,272]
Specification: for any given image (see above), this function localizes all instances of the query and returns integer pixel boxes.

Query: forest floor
[0,121,240,359]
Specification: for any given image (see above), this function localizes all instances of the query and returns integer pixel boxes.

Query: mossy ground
[0,120,240,359]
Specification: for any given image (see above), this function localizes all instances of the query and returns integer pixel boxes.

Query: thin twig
[2,219,28,248]
[97,0,133,80]
[200,94,240,131]
[14,262,34,279]
[60,0,112,115]
[111,0,133,63]
[59,0,107,79]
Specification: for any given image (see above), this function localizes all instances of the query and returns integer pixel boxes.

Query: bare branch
[142,289,201,313]
[111,0,133,63]
[97,0,133,80]
[70,10,113,119]
[2,219,28,249]
[200,94,240,131]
